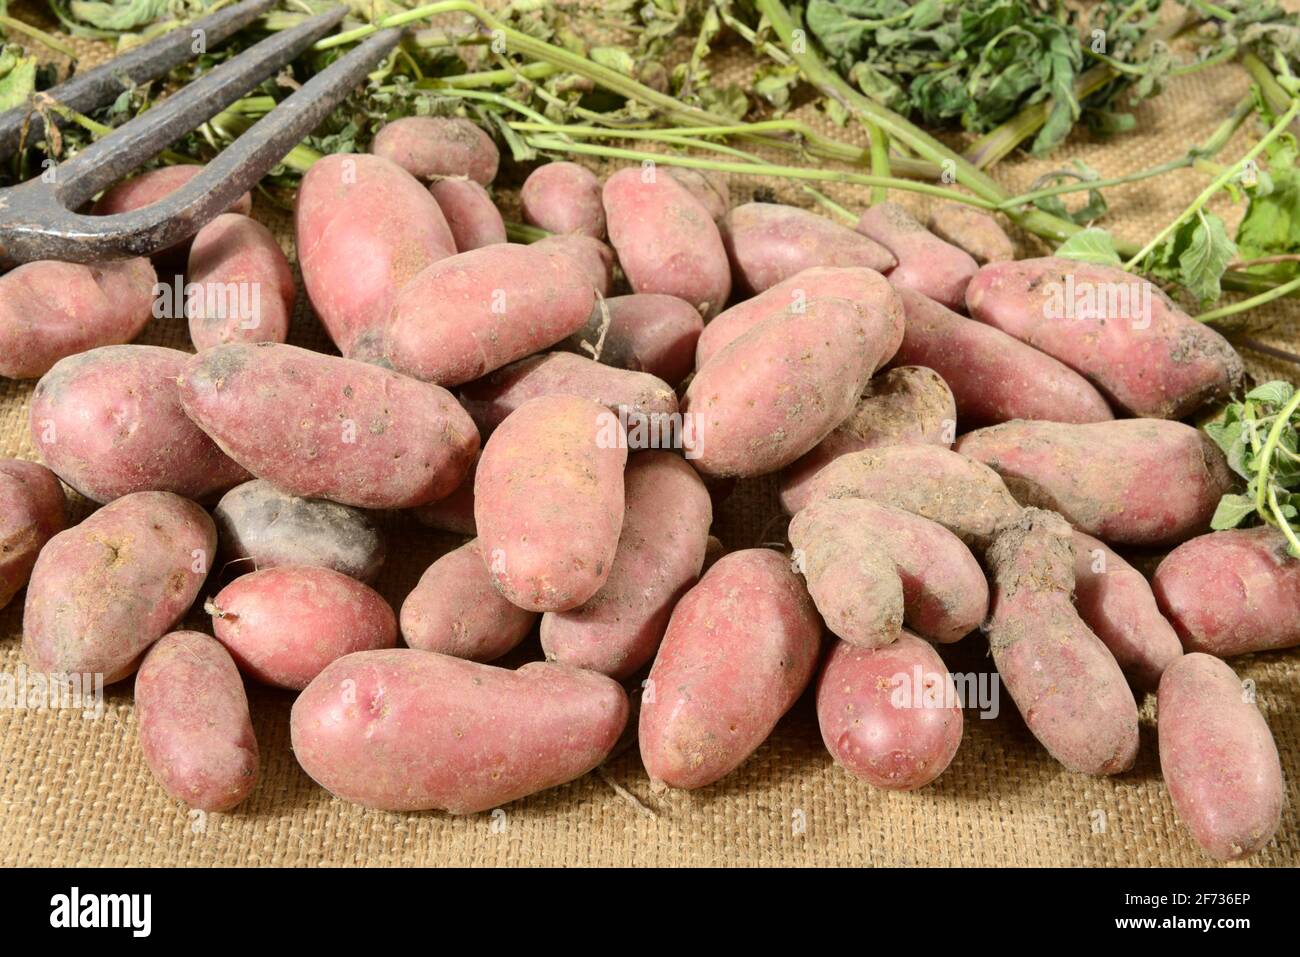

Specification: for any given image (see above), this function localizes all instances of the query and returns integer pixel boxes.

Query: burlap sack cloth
[1,4,1298,867]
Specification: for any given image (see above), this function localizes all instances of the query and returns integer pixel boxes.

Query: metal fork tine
[0,0,279,159]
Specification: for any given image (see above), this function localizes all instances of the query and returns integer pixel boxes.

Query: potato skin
[817,633,963,790]
[179,342,478,509]
[187,213,295,350]
[0,257,157,380]
[295,153,455,358]
[541,452,712,678]
[531,234,615,296]
[290,649,629,813]
[414,453,477,536]
[23,492,216,683]
[603,166,732,318]
[986,508,1139,775]
[719,203,895,295]
[682,298,883,478]
[639,549,823,789]
[521,162,606,238]
[891,287,1113,429]
[0,460,66,610]
[429,177,507,252]
[1157,653,1284,861]
[665,167,730,221]
[926,203,1014,265]
[371,116,499,184]
[856,202,977,311]
[386,243,597,386]
[966,257,1243,418]
[32,345,250,504]
[475,394,627,611]
[401,540,536,662]
[459,352,678,435]
[213,480,385,583]
[1153,526,1300,657]
[564,294,703,386]
[94,164,252,218]
[779,365,956,514]
[956,419,1234,547]
[135,631,258,811]
[695,265,903,371]
[208,566,397,690]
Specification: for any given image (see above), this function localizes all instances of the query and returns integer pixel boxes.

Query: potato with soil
[135,631,258,812]
[186,213,295,350]
[966,257,1244,418]
[31,345,250,504]
[371,116,500,184]
[1157,653,1284,860]
[521,162,606,238]
[718,203,895,295]
[429,178,507,251]
[295,152,456,359]
[213,480,385,583]
[1153,526,1300,657]
[208,566,397,690]
[956,419,1234,547]
[400,539,537,663]
[0,460,66,610]
[856,202,978,311]
[0,258,157,380]
[603,166,731,317]
[891,287,1113,429]
[386,243,597,386]
[817,633,964,790]
[986,508,1139,775]
[474,395,627,612]
[541,452,712,679]
[179,342,478,510]
[926,204,1015,264]
[23,492,216,683]
[666,167,730,220]
[639,549,823,789]
[291,649,628,813]
[564,294,703,386]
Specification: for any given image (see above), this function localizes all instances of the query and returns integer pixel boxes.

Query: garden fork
[0,0,401,268]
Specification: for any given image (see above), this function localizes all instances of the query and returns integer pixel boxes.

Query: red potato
[694,265,903,371]
[1073,531,1182,690]
[400,540,537,662]
[135,631,258,811]
[793,499,986,645]
[966,257,1244,418]
[986,508,1139,775]
[718,203,895,295]
[290,649,628,813]
[531,234,615,297]
[603,166,731,318]
[682,298,884,478]
[186,213,294,350]
[926,204,1015,265]
[31,345,250,504]
[817,634,963,790]
[414,452,477,536]
[0,460,66,610]
[564,294,703,387]
[779,365,956,514]
[1153,526,1300,657]
[474,395,627,612]
[0,257,157,380]
[799,444,1022,552]
[459,352,678,435]
[521,162,605,238]
[386,243,597,386]
[541,452,712,679]
[1157,653,1284,861]
[891,287,1114,429]
[208,566,397,690]
[639,549,823,789]
[665,167,730,221]
[371,116,500,185]
[429,177,507,251]
[179,342,478,510]
[295,153,456,359]
[955,419,1234,547]
[856,202,978,311]
[23,492,215,683]
[213,480,385,584]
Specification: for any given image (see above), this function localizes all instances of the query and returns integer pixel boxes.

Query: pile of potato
[1,114,1291,861]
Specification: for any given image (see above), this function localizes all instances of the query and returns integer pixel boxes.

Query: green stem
[1256,388,1300,552]
[432,60,558,88]
[1196,273,1300,323]
[0,14,79,58]
[802,186,855,222]
[505,221,549,242]
[866,122,888,204]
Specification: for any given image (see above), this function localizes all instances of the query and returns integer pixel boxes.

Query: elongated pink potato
[94,164,252,218]
[371,116,499,184]
[564,294,704,386]
[856,202,977,311]
[430,177,507,251]
[187,213,295,350]
[927,204,1014,265]
[666,167,730,220]
[521,162,605,238]
[531,234,615,296]
[0,460,66,610]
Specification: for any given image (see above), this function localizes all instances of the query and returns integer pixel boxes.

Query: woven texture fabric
[1,5,1297,867]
